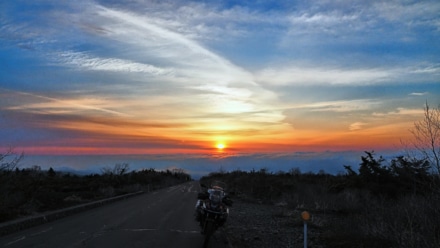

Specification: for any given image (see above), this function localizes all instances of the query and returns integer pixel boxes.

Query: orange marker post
[301,211,310,248]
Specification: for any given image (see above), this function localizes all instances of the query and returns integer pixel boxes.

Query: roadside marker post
[301,211,310,248]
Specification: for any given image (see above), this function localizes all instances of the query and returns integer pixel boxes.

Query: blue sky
[1,0,439,174]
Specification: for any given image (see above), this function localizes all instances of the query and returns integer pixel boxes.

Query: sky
[1,0,439,174]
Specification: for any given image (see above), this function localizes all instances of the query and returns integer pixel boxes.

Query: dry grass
[202,170,440,248]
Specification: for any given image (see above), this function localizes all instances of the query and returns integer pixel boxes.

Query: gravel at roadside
[224,199,326,248]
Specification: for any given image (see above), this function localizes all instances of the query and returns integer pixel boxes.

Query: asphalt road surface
[0,181,231,248]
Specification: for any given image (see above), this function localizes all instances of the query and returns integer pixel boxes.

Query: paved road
[0,181,230,248]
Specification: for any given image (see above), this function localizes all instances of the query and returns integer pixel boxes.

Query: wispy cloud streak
[0,0,439,155]
[58,51,172,75]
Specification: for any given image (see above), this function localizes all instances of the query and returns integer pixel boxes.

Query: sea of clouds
[18,150,406,179]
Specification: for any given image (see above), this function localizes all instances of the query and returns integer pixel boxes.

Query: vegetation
[409,102,440,174]
[0,160,191,223]
[1,103,438,247]
[201,152,440,248]
[200,103,440,248]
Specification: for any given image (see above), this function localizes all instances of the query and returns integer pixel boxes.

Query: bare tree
[101,163,130,176]
[0,148,23,172]
[410,102,440,174]
[114,163,130,176]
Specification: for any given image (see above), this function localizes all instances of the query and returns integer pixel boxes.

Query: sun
[216,143,225,149]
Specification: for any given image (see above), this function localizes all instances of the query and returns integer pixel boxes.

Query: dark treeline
[201,151,440,248]
[0,163,191,223]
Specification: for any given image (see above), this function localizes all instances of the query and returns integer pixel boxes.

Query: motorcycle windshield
[210,181,226,191]
[209,190,223,205]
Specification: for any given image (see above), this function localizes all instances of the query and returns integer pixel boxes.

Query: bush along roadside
[0,165,191,224]
[201,152,440,248]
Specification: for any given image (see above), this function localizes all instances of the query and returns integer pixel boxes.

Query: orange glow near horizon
[2,105,420,156]
[1,1,438,161]
[4,125,414,156]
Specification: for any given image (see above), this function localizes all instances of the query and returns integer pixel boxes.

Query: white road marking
[167,186,179,192]
[169,229,200,234]
[121,228,199,234]
[31,227,53,236]
[122,228,157,232]
[4,236,26,246]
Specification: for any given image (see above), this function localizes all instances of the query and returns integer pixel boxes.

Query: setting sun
[1,0,438,161]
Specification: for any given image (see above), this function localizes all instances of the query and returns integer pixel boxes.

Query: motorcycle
[195,181,233,247]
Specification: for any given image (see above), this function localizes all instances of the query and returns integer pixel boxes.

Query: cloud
[281,99,382,115]
[74,4,244,84]
[98,1,285,41]
[288,11,361,36]
[349,122,366,131]
[372,108,423,117]
[309,99,381,112]
[2,89,129,117]
[255,62,440,86]
[90,5,230,68]
[70,3,284,121]
[285,1,440,38]
[1,2,290,153]
[373,1,440,27]
[409,92,429,96]
[256,66,394,86]
[1,0,439,156]
[57,51,172,75]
